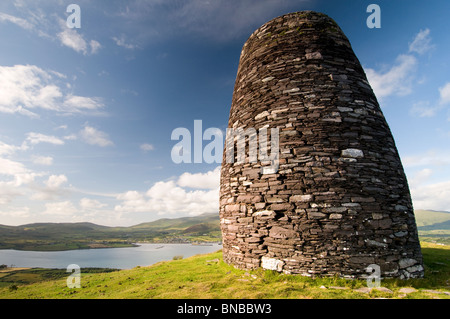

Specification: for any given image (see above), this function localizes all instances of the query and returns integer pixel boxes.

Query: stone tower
[219,11,424,279]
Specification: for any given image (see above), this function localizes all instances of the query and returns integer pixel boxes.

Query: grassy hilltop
[0,210,449,299]
[0,242,449,299]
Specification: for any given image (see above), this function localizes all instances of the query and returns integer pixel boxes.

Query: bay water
[0,243,222,269]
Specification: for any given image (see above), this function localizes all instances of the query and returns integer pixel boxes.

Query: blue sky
[0,0,449,226]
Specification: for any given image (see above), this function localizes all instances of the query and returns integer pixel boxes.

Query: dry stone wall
[219,11,424,279]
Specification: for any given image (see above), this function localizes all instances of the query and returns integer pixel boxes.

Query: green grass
[0,242,449,299]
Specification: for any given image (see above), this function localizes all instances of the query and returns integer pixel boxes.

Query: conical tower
[219,11,424,279]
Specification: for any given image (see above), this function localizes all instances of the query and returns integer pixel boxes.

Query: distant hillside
[2,209,448,251]
[0,213,221,251]
[415,210,450,244]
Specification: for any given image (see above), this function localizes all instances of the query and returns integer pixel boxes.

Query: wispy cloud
[365,29,435,102]
[113,0,306,43]
[32,155,54,166]
[80,125,114,147]
[0,11,33,30]
[365,54,417,100]
[409,28,434,55]
[112,35,138,49]
[439,82,450,105]
[25,132,65,146]
[140,143,154,152]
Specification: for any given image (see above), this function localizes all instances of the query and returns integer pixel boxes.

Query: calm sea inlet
[0,243,222,269]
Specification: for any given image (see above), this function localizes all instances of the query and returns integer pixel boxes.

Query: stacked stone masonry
[219,11,424,279]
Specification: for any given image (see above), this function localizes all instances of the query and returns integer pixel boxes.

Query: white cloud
[63,134,78,141]
[31,174,69,201]
[408,168,433,188]
[0,11,33,30]
[0,139,41,189]
[0,157,29,177]
[177,166,220,189]
[45,174,68,189]
[57,23,101,56]
[365,54,417,100]
[112,35,138,49]
[80,198,107,210]
[80,125,114,147]
[25,132,65,146]
[409,28,434,55]
[0,141,19,156]
[404,153,450,211]
[114,167,220,216]
[57,28,88,54]
[42,200,77,216]
[0,64,62,115]
[90,40,102,54]
[403,150,450,168]
[411,180,450,211]
[410,101,440,118]
[140,143,154,152]
[32,155,53,166]
[439,82,450,105]
[55,124,68,130]
[0,206,30,225]
[63,95,104,112]
[0,64,104,116]
[365,28,435,101]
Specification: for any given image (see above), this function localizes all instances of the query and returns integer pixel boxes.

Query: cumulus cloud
[0,157,30,178]
[404,152,450,211]
[45,174,68,189]
[0,64,104,117]
[80,125,114,147]
[31,174,69,201]
[115,167,220,216]
[177,166,220,189]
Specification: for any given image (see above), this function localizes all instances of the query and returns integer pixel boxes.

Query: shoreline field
[0,242,448,299]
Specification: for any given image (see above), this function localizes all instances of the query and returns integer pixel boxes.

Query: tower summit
[219,11,424,279]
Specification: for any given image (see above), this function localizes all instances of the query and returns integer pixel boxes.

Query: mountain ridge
[0,213,221,251]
